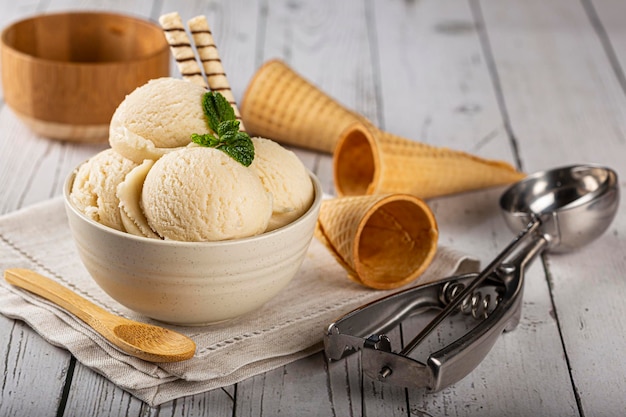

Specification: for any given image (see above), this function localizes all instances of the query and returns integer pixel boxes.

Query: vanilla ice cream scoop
[250,137,314,231]
[109,78,210,163]
[142,147,272,241]
[117,160,160,239]
[70,149,139,231]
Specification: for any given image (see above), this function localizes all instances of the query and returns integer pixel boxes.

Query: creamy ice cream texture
[117,159,160,239]
[251,137,314,231]
[71,77,314,242]
[109,77,210,163]
[70,149,138,231]
[142,147,272,241]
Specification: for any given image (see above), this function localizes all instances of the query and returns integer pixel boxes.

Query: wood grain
[478,0,626,415]
[1,12,169,141]
[0,316,72,416]
[0,0,624,415]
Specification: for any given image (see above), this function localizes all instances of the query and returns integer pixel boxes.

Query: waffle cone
[334,123,526,199]
[240,59,363,153]
[315,194,438,290]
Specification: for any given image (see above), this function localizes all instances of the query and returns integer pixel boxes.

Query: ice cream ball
[109,77,210,163]
[142,146,272,241]
[250,137,314,231]
[70,149,139,231]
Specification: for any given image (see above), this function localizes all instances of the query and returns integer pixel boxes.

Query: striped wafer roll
[159,12,207,88]
[315,194,438,289]
[188,15,245,131]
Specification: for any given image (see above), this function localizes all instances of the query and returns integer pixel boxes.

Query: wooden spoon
[4,268,196,362]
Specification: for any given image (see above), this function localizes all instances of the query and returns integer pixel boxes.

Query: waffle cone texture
[315,194,438,289]
[334,122,526,199]
[240,59,364,154]
[241,60,525,198]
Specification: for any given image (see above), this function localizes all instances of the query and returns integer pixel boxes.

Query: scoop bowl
[63,168,322,326]
[499,164,619,253]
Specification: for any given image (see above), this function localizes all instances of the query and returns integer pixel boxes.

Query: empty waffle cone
[334,122,526,199]
[315,194,438,290]
[240,59,363,153]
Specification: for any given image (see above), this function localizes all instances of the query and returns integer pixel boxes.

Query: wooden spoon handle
[4,268,111,328]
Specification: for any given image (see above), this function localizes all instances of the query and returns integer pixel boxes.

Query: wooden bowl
[1,12,170,142]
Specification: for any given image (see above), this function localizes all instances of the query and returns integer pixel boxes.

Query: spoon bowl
[3,268,196,362]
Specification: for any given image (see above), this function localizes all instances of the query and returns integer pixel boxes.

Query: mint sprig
[191,92,254,166]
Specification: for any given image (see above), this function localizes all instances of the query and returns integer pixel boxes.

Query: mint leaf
[202,92,236,133]
[192,92,255,166]
[191,133,220,147]
[220,131,255,167]
[217,120,240,137]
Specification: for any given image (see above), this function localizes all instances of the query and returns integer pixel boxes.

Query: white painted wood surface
[0,0,624,415]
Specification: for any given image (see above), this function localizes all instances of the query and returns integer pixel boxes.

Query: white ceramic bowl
[63,168,322,326]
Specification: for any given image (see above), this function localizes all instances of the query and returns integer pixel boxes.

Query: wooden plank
[152,387,235,417]
[60,342,236,417]
[42,0,153,14]
[236,353,339,416]
[478,0,626,415]
[324,353,363,417]
[61,364,146,416]
[0,2,42,102]
[259,0,378,196]
[0,316,71,417]
[591,0,626,75]
[0,0,40,29]
[59,364,238,417]
[0,110,50,212]
[478,0,626,172]
[261,0,379,124]
[371,0,580,415]
[373,0,517,164]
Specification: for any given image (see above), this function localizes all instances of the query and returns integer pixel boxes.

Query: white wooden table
[1,1,625,416]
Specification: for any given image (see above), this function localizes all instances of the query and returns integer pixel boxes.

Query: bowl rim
[0,11,170,66]
[63,164,324,247]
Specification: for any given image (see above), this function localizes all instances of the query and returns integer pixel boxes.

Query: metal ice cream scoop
[324,164,619,391]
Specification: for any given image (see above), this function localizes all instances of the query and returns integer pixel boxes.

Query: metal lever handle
[368,237,547,390]
[396,219,541,360]
[324,230,548,391]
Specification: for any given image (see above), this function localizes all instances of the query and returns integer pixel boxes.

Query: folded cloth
[0,197,478,406]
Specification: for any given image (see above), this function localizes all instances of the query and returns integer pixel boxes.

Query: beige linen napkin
[0,197,478,406]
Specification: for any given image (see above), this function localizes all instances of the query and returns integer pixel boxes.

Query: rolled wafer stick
[188,15,245,131]
[314,194,439,289]
[159,12,207,88]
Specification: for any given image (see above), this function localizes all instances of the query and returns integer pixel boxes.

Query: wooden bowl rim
[0,11,169,66]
